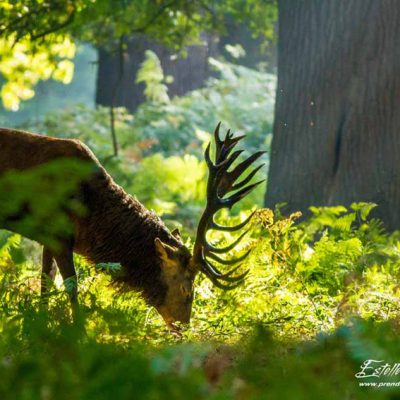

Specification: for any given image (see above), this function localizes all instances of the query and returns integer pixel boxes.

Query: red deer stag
[0,123,264,327]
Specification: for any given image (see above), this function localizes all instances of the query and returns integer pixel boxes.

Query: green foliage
[126,153,206,232]
[136,50,170,104]
[132,59,275,157]
[0,1,277,47]
[0,44,96,125]
[223,0,278,39]
[0,0,277,109]
[0,159,91,250]
[0,34,75,110]
[20,105,137,161]
[21,59,275,158]
[1,203,400,398]
[233,320,400,399]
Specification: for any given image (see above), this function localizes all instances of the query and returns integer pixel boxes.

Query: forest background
[1,1,400,398]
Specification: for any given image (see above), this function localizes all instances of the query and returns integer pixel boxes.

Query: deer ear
[171,228,181,240]
[154,238,175,265]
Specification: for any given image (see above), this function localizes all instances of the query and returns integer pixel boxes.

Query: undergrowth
[1,60,399,398]
[1,204,400,399]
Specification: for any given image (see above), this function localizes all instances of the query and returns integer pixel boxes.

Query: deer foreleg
[53,242,78,307]
[41,246,57,305]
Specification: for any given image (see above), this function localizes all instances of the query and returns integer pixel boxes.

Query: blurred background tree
[0,0,277,114]
[96,18,276,113]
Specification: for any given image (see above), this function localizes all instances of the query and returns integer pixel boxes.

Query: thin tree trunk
[265,0,400,229]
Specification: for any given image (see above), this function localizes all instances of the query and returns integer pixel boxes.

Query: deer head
[154,123,265,328]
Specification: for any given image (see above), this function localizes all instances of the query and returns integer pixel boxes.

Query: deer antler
[191,122,265,289]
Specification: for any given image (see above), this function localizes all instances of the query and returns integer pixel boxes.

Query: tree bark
[265,0,400,229]
[96,34,218,112]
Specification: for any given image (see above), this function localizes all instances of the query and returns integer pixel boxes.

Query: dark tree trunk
[96,45,145,112]
[265,0,400,229]
[96,34,218,112]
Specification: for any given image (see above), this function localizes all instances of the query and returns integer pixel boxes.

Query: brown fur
[0,128,190,310]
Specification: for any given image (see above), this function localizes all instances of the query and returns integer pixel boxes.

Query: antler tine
[209,211,255,232]
[217,151,266,197]
[201,254,250,282]
[216,149,243,170]
[204,143,213,169]
[214,122,226,163]
[206,249,251,265]
[231,164,265,192]
[191,123,265,290]
[205,143,244,176]
[214,123,246,163]
[205,229,249,254]
[203,272,249,290]
[205,267,250,284]
[218,135,246,162]
[233,151,267,176]
[221,180,266,210]
[218,164,264,198]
